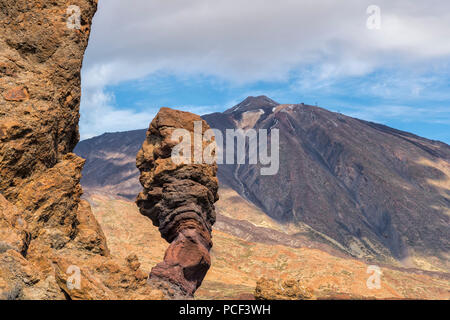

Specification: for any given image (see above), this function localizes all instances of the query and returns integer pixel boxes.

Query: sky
[80,0,450,143]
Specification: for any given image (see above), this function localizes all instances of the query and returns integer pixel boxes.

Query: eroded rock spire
[136,108,219,297]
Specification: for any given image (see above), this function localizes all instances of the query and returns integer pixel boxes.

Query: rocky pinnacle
[136,108,219,297]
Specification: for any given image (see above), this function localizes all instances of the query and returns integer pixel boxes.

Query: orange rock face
[3,87,29,101]
[0,0,98,201]
[136,108,219,297]
[255,278,314,300]
[0,0,163,300]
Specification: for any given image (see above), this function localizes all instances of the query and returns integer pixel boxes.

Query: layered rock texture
[0,0,164,300]
[136,108,219,297]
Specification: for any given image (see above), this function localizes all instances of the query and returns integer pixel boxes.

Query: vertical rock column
[0,0,102,258]
[0,0,165,300]
[136,108,219,297]
[0,0,98,200]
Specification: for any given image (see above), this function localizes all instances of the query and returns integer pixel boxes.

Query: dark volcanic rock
[203,96,450,264]
[136,108,219,297]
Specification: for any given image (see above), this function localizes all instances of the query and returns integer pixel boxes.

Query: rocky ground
[86,193,450,300]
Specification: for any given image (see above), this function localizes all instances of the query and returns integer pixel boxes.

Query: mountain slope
[75,97,450,270]
[86,194,450,299]
[204,97,450,268]
[75,129,146,199]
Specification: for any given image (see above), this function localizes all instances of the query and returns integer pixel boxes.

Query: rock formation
[136,108,219,297]
[0,0,163,300]
[254,278,313,300]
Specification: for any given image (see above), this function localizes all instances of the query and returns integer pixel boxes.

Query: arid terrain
[85,193,450,299]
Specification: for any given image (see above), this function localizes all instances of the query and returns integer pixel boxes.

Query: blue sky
[80,0,450,143]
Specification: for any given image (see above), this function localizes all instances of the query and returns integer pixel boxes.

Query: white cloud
[80,0,450,137]
[79,87,156,139]
[83,0,450,83]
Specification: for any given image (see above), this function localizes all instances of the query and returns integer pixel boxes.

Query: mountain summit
[204,99,450,266]
[224,95,279,114]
